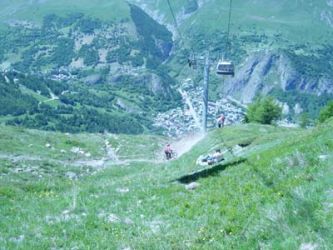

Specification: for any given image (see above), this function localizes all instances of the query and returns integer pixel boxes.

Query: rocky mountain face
[224,51,333,104]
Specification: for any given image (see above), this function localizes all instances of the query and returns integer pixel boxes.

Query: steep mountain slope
[0,70,182,134]
[0,1,182,133]
[1,120,333,248]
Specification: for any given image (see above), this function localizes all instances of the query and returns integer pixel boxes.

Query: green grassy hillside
[1,119,333,248]
[168,0,333,45]
[2,0,331,43]
[0,0,130,23]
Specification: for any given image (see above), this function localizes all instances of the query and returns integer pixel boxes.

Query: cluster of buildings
[153,79,246,137]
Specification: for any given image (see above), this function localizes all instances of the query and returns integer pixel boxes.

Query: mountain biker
[217,114,225,128]
[164,144,173,160]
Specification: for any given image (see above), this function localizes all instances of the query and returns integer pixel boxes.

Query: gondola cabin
[216,60,235,76]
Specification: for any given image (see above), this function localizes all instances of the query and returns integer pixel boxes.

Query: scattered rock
[9,235,25,243]
[45,213,81,224]
[65,172,77,180]
[116,187,130,193]
[97,211,106,218]
[319,155,328,160]
[149,220,164,234]
[185,182,200,190]
[45,143,51,148]
[84,74,102,85]
[107,213,120,223]
[60,149,66,154]
[124,217,134,225]
[121,247,131,250]
[62,210,71,215]
[300,243,318,250]
[70,147,85,155]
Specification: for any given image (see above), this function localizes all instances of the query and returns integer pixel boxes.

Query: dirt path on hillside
[178,88,201,129]
[106,132,205,164]
[0,132,206,177]
[105,132,205,165]
[171,133,205,158]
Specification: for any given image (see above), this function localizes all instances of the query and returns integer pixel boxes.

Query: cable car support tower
[167,0,234,133]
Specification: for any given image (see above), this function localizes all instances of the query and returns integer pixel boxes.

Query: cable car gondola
[216,60,234,76]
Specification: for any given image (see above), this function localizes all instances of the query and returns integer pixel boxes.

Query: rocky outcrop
[147,73,172,97]
[223,51,333,104]
[84,74,102,85]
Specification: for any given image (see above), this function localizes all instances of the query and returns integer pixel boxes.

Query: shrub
[246,97,282,124]
[299,112,310,128]
[319,101,333,123]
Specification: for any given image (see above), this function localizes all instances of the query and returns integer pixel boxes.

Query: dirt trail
[178,88,202,130]
[105,132,205,164]
[171,133,205,157]
[0,132,206,175]
[107,132,205,164]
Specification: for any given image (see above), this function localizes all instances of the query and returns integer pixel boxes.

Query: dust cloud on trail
[171,132,205,157]
[178,88,202,129]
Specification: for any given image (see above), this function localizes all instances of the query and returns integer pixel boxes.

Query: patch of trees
[0,76,38,116]
[285,45,333,78]
[43,13,85,30]
[9,73,68,98]
[78,45,100,66]
[0,70,180,133]
[59,89,115,109]
[184,0,198,14]
[76,18,102,34]
[45,79,68,96]
[0,49,4,61]
[245,97,282,124]
[130,53,144,67]
[106,45,131,65]
[0,72,69,116]
[183,32,246,65]
[7,105,144,134]
[319,101,333,123]
[20,75,50,97]
[2,13,107,72]
[50,38,75,66]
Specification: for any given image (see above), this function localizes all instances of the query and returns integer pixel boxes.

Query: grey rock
[185,182,200,190]
[84,74,102,85]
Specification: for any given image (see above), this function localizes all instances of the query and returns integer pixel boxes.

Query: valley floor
[1,121,333,249]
